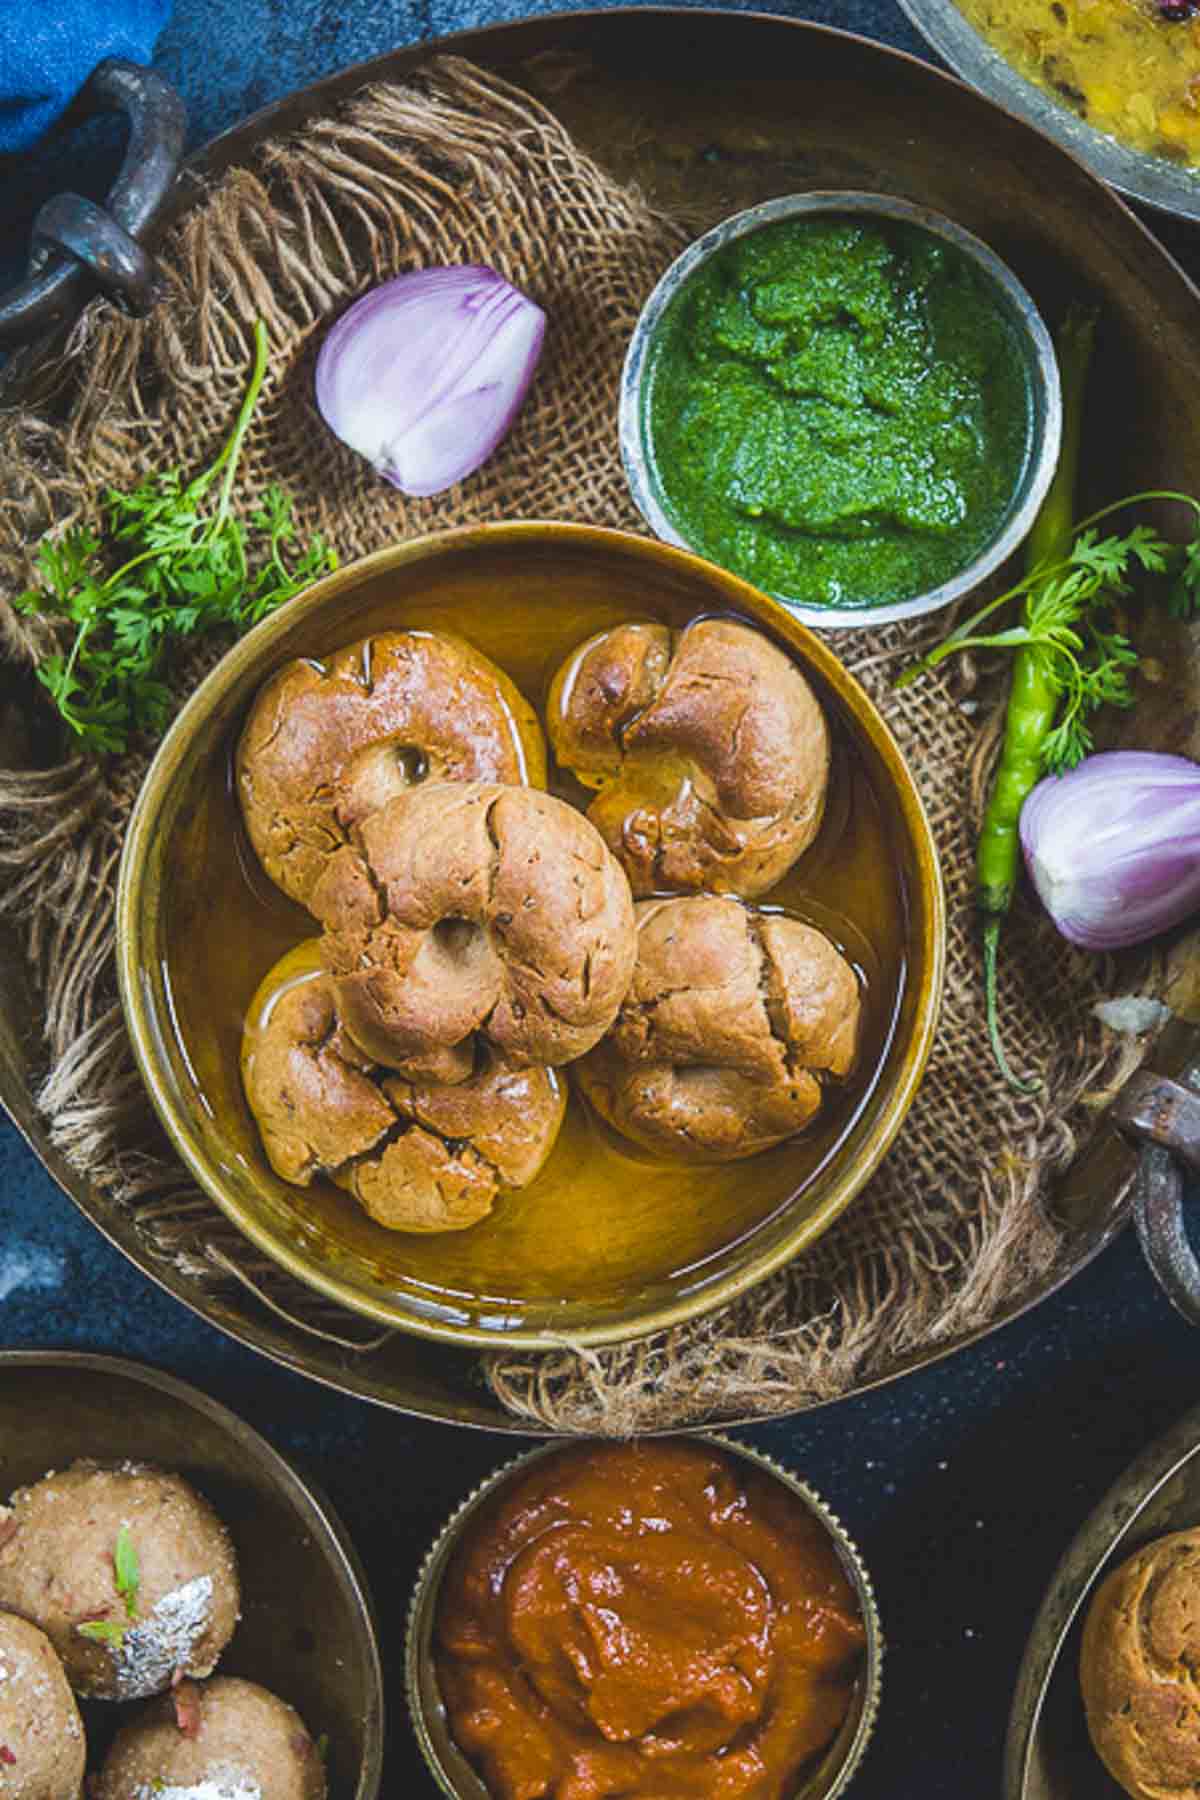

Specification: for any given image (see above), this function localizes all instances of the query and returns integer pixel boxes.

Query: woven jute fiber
[0,57,1149,1432]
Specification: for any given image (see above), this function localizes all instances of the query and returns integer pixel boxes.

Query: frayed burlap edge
[0,55,1164,1432]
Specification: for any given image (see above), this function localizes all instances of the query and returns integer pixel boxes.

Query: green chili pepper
[979,307,1096,1090]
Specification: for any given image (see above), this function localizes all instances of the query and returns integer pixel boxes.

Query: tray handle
[0,59,186,351]
[1112,1068,1200,1325]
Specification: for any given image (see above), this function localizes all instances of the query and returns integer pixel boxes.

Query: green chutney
[643,215,1035,610]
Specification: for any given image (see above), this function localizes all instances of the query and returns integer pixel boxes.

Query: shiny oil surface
[125,527,938,1345]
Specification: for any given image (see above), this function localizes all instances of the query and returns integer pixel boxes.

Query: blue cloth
[0,0,171,153]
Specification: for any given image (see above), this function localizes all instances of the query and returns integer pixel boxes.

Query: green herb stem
[210,318,270,536]
[974,308,1096,1092]
[15,318,334,755]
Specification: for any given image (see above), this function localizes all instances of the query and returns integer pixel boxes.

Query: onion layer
[1020,750,1200,950]
[315,265,546,497]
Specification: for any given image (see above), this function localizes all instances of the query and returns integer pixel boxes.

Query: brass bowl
[0,1351,384,1795]
[405,1433,883,1800]
[117,521,944,1350]
[620,190,1061,630]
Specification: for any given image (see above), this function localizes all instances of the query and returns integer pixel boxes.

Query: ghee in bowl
[116,523,944,1351]
[621,192,1061,629]
[407,1436,882,1800]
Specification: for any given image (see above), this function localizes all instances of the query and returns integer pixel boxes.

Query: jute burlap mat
[0,57,1148,1432]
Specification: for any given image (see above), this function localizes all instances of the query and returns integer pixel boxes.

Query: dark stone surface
[4,3,1200,1795]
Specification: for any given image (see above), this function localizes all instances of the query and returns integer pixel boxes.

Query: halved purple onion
[1020,750,1200,950]
[315,266,546,498]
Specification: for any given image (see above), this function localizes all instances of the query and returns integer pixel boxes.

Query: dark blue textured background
[5,4,1200,1794]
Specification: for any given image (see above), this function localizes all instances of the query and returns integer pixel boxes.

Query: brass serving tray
[6,7,1200,1429]
[1005,1395,1200,1799]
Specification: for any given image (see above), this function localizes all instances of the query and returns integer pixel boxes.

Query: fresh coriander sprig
[14,319,337,756]
[76,1617,130,1649]
[76,1525,142,1649]
[113,1524,140,1620]
[897,494,1200,776]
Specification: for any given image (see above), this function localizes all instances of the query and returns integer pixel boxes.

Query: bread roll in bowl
[237,629,545,909]
[310,782,638,1082]
[242,942,566,1233]
[1080,1528,1200,1799]
[575,894,860,1161]
[547,617,829,897]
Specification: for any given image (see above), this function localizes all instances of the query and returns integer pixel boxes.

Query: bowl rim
[894,0,1200,224]
[116,518,946,1350]
[0,1348,386,1797]
[404,1430,884,1800]
[619,188,1062,631]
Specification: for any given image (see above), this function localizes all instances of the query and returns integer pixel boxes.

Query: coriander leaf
[1168,537,1200,619]
[77,1617,128,1648]
[113,1525,140,1619]
[900,489,1200,767]
[1041,714,1092,776]
[17,318,337,756]
[1125,524,1171,573]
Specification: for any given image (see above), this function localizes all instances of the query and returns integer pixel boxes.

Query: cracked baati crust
[241,942,566,1234]
[236,629,547,909]
[1080,1530,1200,1799]
[310,782,638,1078]
[547,617,829,897]
[574,895,860,1161]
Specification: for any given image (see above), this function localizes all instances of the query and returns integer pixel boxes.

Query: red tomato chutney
[434,1440,866,1800]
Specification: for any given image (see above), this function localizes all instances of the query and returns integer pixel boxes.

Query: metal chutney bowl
[116,521,945,1352]
[898,0,1200,223]
[0,1352,384,1795]
[620,190,1061,631]
[406,1433,883,1800]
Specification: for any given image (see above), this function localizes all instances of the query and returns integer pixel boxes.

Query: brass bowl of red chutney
[117,521,944,1350]
[406,1434,883,1800]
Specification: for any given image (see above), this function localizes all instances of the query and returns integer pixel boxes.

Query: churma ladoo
[0,1613,85,1800]
[242,940,566,1233]
[236,628,546,910]
[310,782,637,1079]
[575,894,861,1160]
[547,616,829,897]
[95,1676,325,1800]
[0,1462,238,1701]
[1080,1527,1200,1799]
[435,1440,865,1800]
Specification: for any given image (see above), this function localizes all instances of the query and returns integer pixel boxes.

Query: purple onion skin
[314,265,546,498]
[1020,750,1200,951]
